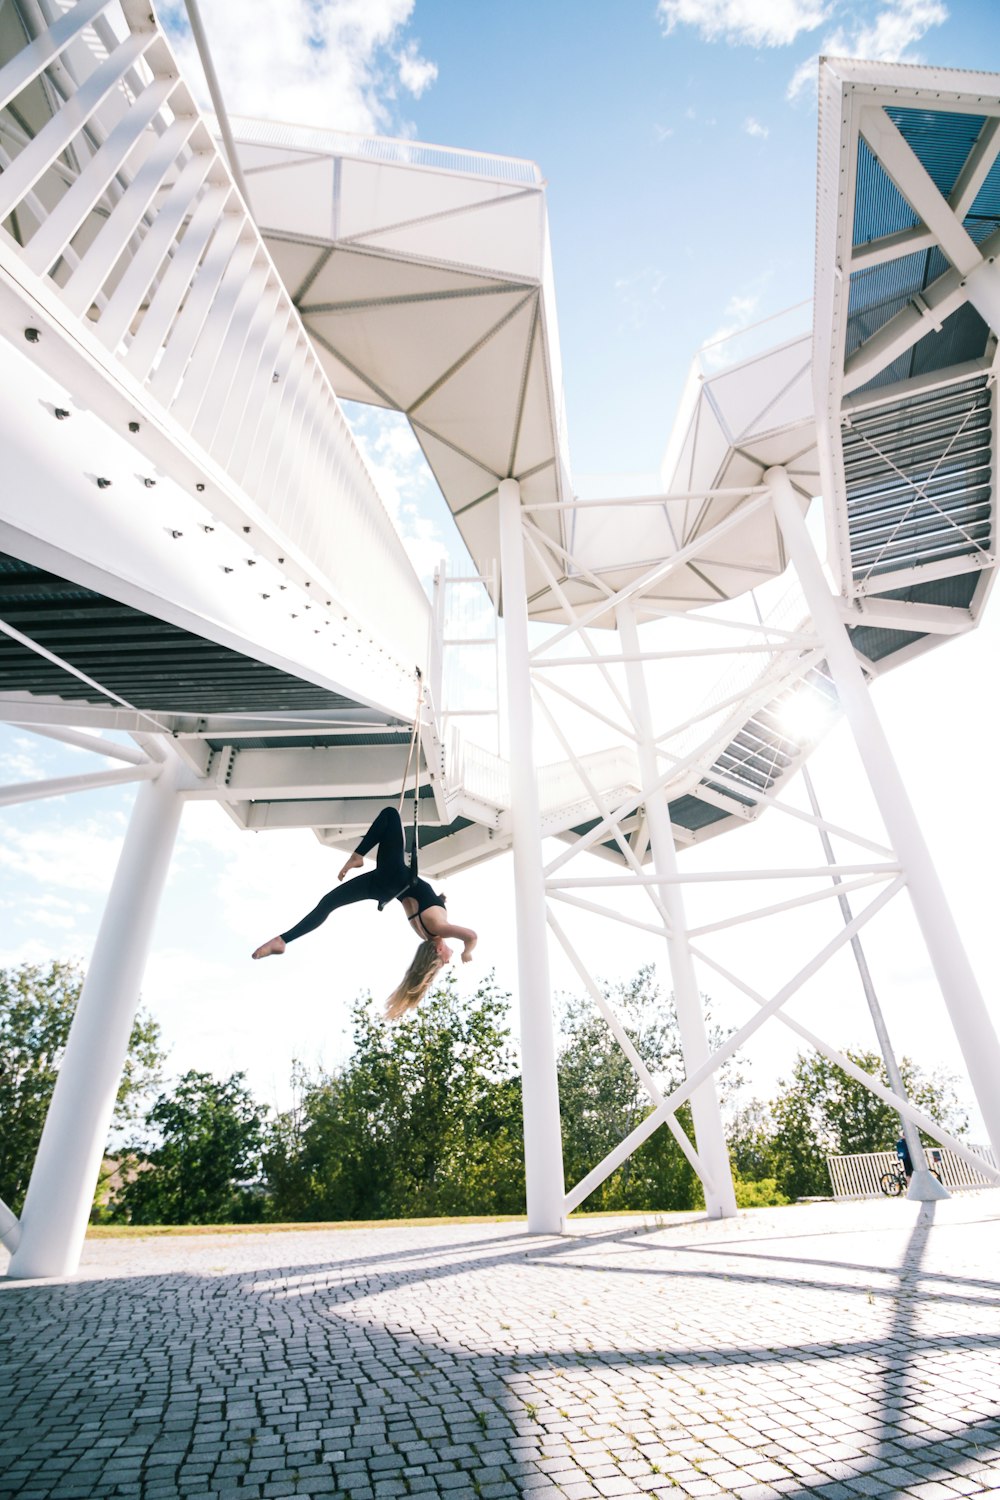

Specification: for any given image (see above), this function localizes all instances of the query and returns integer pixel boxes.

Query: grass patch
[87,1214,528,1239]
[86,1207,700,1239]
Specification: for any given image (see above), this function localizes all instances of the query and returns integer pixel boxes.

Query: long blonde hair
[385,939,443,1020]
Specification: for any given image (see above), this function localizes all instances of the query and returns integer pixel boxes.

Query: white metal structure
[1,6,999,1274]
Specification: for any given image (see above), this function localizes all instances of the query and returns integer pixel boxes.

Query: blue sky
[3,0,1000,1136]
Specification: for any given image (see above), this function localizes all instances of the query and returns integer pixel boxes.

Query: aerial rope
[393,666,423,892]
[251,666,479,1017]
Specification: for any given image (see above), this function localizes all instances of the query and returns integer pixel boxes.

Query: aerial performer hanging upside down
[251,805,477,1018]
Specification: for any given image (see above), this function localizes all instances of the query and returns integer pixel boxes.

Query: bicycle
[879,1164,941,1196]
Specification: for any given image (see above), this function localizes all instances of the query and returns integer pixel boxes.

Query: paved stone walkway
[2,1194,1000,1499]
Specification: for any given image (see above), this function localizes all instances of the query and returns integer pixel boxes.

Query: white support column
[497,477,566,1234]
[8,756,186,1280]
[616,604,738,1219]
[766,465,1000,1161]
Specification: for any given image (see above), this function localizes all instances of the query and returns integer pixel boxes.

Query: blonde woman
[252,805,477,1018]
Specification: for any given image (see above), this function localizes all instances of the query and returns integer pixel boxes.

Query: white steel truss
[499,480,1000,1227]
[2,10,1000,1278]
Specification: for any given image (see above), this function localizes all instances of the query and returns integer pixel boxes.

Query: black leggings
[280,806,410,944]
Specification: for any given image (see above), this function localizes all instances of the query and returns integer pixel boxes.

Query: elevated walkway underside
[0,6,997,876]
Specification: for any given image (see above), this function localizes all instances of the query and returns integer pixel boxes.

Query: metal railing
[538,746,639,817]
[452,737,508,809]
[0,0,430,669]
[226,115,543,185]
[828,1145,998,1198]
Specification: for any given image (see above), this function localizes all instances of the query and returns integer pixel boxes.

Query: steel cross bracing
[2,6,1000,1269]
[512,485,1000,1226]
[814,58,1000,628]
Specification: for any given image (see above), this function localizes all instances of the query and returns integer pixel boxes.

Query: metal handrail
[224,114,543,185]
[0,1,430,669]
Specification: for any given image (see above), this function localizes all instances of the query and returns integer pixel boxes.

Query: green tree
[556,967,741,1213]
[726,1099,777,1181]
[112,1070,269,1224]
[263,974,525,1221]
[769,1049,969,1199]
[0,960,163,1215]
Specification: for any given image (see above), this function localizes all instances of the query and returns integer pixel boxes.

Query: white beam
[9,755,189,1279]
[546,904,710,1184]
[852,550,994,597]
[851,225,936,272]
[548,864,900,887]
[843,265,966,392]
[0,0,120,113]
[564,876,905,1213]
[951,117,1000,219]
[768,462,1000,1162]
[11,722,150,765]
[860,107,981,277]
[842,598,972,636]
[498,479,565,1233]
[690,940,998,1188]
[183,744,424,801]
[687,872,892,937]
[841,354,996,414]
[0,764,159,807]
[530,495,771,659]
[616,602,736,1218]
[522,488,768,512]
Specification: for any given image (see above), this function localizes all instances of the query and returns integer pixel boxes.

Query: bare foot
[252,936,286,960]
[338,852,363,881]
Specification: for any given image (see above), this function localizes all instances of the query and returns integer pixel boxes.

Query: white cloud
[743,115,769,138]
[396,39,438,99]
[841,0,948,59]
[160,0,438,135]
[658,0,828,47]
[788,0,949,100]
[0,746,46,779]
[31,908,78,930]
[0,820,124,892]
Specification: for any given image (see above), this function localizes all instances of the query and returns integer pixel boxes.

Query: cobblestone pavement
[2,1194,1000,1499]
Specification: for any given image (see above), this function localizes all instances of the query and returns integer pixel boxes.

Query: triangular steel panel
[237,142,323,172]
[310,337,393,407]
[248,157,335,240]
[741,363,814,440]
[411,296,537,474]
[668,409,699,496]
[413,425,500,511]
[453,495,502,593]
[681,391,733,510]
[263,235,334,305]
[306,288,530,413]
[740,425,820,479]
[512,318,556,478]
[337,155,536,241]
[353,192,545,280]
[707,338,813,443]
[300,245,518,310]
